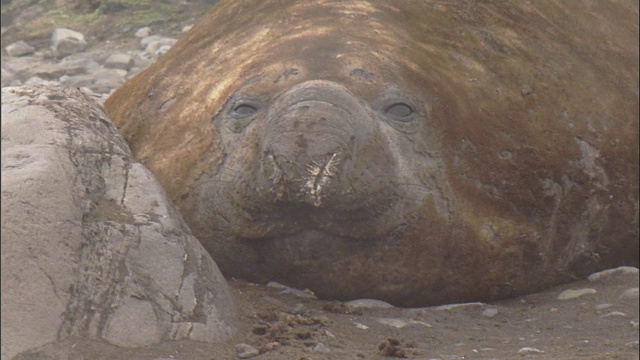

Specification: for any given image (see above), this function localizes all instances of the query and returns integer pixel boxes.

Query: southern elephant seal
[105,0,639,307]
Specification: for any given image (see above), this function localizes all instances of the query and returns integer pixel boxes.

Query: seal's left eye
[233,103,259,117]
[385,102,413,119]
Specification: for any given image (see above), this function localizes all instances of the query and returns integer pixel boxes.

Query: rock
[90,68,128,93]
[32,62,85,80]
[376,318,431,329]
[182,24,193,32]
[345,299,394,309]
[557,288,597,300]
[602,311,627,318]
[23,76,59,87]
[266,281,317,299]
[142,37,178,57]
[1,85,237,359]
[51,28,87,58]
[1,66,19,87]
[588,266,639,281]
[5,40,35,57]
[619,288,639,301]
[595,303,613,310]
[518,347,544,355]
[131,52,152,68]
[135,27,151,38]
[353,322,369,330]
[59,74,96,88]
[312,343,330,352]
[103,53,134,71]
[482,308,499,317]
[433,302,485,311]
[235,343,259,358]
[140,35,163,49]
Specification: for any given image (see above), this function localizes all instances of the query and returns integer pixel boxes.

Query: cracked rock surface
[1,85,237,359]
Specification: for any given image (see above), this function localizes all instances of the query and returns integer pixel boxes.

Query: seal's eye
[232,102,259,117]
[230,99,261,118]
[385,102,413,119]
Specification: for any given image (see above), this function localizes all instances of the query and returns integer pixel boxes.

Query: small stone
[377,318,409,328]
[433,302,484,311]
[51,28,87,57]
[556,288,596,300]
[5,40,35,57]
[266,281,316,299]
[377,318,431,328]
[626,341,639,349]
[135,27,151,38]
[595,303,613,310]
[631,321,639,330]
[182,24,193,33]
[142,37,177,55]
[141,35,163,49]
[313,343,330,352]
[588,266,639,281]
[155,45,173,57]
[482,308,499,317]
[518,347,544,355]
[353,322,369,330]
[619,287,639,300]
[602,311,627,318]
[257,341,280,353]
[345,299,394,309]
[235,343,259,359]
[104,54,134,71]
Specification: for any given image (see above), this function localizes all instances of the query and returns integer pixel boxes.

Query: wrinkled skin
[105,0,639,306]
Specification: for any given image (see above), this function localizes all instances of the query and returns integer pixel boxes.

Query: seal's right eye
[385,102,413,119]
[231,101,260,118]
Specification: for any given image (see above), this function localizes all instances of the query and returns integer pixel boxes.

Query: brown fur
[105,0,639,306]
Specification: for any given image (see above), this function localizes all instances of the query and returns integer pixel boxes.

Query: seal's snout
[258,80,372,207]
[265,148,342,206]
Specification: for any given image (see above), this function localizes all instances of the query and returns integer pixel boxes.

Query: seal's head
[106,0,639,306]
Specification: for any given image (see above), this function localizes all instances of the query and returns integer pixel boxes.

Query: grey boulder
[1,85,237,359]
[50,28,87,58]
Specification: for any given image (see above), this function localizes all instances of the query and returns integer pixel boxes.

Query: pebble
[595,303,613,310]
[345,298,394,309]
[619,287,639,300]
[517,346,544,355]
[481,308,499,317]
[1,26,178,95]
[556,288,596,300]
[103,53,134,71]
[433,302,484,311]
[601,311,627,318]
[51,28,87,57]
[135,27,151,38]
[312,343,330,352]
[5,40,35,57]
[235,343,259,359]
[266,281,317,299]
[353,322,369,330]
[587,266,639,281]
[377,318,431,328]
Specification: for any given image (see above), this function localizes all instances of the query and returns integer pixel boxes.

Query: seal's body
[106,0,639,306]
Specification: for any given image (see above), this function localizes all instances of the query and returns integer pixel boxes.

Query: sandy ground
[14,267,640,359]
[13,267,640,359]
